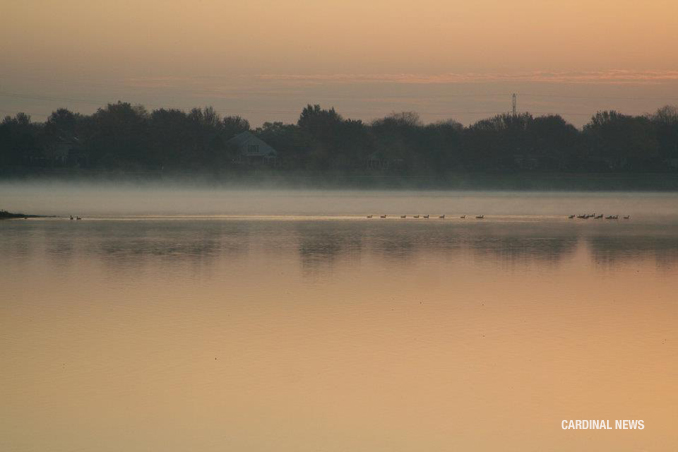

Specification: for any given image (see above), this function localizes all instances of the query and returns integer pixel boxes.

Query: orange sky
[1,0,677,125]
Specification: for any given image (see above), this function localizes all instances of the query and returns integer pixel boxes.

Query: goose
[70,215,74,220]
[460,215,466,219]
[367,215,373,218]
[595,214,603,219]
[476,215,484,219]
[423,215,430,219]
[623,215,630,219]
[76,216,82,220]
[380,215,387,219]
[413,215,420,219]
[439,215,445,219]
[401,215,406,218]
[568,215,575,219]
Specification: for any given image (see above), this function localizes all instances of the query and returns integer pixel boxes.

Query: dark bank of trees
[1,102,678,175]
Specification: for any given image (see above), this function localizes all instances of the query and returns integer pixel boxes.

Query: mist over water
[3,181,678,218]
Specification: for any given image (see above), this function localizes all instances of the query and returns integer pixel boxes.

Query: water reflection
[588,233,678,270]
[3,218,678,271]
[2,216,678,452]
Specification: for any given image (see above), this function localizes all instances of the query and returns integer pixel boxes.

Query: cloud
[256,70,678,85]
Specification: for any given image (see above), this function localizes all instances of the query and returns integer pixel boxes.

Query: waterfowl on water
[414,215,420,218]
[460,215,466,219]
[423,215,430,219]
[76,216,82,220]
[568,215,575,219]
[70,215,74,220]
[380,215,387,218]
[401,215,406,218]
[439,215,445,219]
[367,215,373,218]
[623,215,630,219]
[476,215,484,219]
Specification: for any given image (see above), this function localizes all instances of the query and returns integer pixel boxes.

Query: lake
[1,188,677,451]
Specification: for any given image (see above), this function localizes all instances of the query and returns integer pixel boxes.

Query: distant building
[227,132,277,164]
[365,151,403,170]
[28,136,86,167]
[513,154,539,170]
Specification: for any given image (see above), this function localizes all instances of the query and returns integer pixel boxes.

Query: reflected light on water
[1,217,677,451]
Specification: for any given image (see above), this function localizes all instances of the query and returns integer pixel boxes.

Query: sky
[1,0,677,126]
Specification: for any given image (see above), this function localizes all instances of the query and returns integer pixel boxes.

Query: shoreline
[0,210,54,220]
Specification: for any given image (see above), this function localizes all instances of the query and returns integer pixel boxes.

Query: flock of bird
[568,214,630,220]
[69,215,82,221]
[367,214,483,219]
[367,213,630,220]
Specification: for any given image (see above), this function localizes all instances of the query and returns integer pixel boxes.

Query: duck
[439,215,445,219]
[413,215,420,219]
[70,215,74,220]
[423,215,430,219]
[401,215,406,218]
[380,215,387,219]
[76,216,82,220]
[460,215,466,219]
[476,215,484,219]
[623,215,630,219]
[367,215,373,218]
[568,215,575,219]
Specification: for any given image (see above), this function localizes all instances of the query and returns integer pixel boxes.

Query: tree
[583,111,659,170]
[649,105,678,161]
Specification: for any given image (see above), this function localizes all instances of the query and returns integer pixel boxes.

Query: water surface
[1,193,678,451]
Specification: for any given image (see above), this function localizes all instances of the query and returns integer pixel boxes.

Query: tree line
[1,102,677,174]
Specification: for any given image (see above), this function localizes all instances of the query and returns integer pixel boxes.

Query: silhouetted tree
[2,102,678,176]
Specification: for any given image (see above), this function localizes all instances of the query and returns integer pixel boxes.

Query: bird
[476,215,484,219]
[423,215,430,219]
[401,215,406,218]
[380,215,387,219]
[69,215,74,220]
[367,215,373,218]
[623,215,630,219]
[413,215,420,219]
[460,215,466,219]
[439,215,445,219]
[76,216,82,220]
[568,215,575,219]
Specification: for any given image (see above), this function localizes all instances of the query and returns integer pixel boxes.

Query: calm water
[1,190,678,451]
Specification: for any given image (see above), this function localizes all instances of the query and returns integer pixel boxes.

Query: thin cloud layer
[257,70,678,85]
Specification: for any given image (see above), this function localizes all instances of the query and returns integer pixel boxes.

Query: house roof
[227,131,277,157]
[227,131,255,146]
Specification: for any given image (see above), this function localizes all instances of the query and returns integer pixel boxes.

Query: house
[28,136,86,167]
[513,154,539,170]
[227,132,277,164]
[365,151,403,170]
